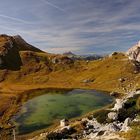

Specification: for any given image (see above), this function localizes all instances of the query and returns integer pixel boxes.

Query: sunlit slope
[0,52,138,93]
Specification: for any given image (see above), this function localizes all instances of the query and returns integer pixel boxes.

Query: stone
[112,99,124,111]
[109,52,118,57]
[110,92,118,97]
[82,79,94,83]
[52,57,58,64]
[126,41,140,62]
[107,112,118,120]
[121,118,131,132]
[102,122,120,132]
[118,78,125,82]
[60,119,69,127]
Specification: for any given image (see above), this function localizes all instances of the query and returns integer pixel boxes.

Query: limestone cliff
[126,41,140,62]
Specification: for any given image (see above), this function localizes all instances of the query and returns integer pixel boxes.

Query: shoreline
[16,100,115,139]
[28,91,140,140]
[0,87,116,139]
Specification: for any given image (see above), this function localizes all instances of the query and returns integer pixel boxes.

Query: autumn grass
[0,52,140,139]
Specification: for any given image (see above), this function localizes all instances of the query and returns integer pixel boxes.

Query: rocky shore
[27,90,140,140]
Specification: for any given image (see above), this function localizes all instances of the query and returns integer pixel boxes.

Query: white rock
[108,112,118,120]
[112,99,124,111]
[121,118,131,132]
[126,41,140,62]
[102,123,120,132]
[60,119,69,127]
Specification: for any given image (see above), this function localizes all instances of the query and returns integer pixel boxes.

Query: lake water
[14,89,113,134]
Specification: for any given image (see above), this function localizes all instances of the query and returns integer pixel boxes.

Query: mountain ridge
[0,34,140,140]
[0,34,139,94]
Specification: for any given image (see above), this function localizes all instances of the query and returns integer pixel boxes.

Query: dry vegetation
[0,35,140,139]
[0,52,138,93]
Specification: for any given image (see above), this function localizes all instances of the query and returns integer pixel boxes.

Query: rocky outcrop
[13,35,42,52]
[0,35,22,70]
[121,118,131,132]
[51,55,74,65]
[126,41,140,62]
[0,34,42,70]
[107,112,118,120]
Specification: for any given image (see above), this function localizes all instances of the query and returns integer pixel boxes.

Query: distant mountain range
[63,51,102,60]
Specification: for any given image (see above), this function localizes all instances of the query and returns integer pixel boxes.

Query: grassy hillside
[0,51,138,94]
[0,35,138,94]
[0,36,140,139]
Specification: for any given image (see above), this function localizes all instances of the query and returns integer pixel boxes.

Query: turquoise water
[14,89,113,134]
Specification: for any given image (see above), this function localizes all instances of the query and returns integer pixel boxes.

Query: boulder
[109,52,118,57]
[112,99,124,111]
[60,119,69,127]
[82,79,94,83]
[102,122,120,132]
[118,78,125,82]
[110,92,118,97]
[107,112,118,120]
[121,118,131,132]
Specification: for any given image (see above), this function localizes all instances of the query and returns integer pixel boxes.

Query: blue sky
[0,0,140,54]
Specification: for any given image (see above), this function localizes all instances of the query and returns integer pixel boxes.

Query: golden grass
[0,52,138,94]
[0,52,140,139]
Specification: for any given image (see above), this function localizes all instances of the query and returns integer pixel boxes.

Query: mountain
[63,51,102,60]
[0,35,137,94]
[0,34,139,94]
[0,35,140,140]
[63,51,76,57]
[0,34,42,70]
[0,35,139,92]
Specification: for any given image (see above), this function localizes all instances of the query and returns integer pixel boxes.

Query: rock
[60,119,69,127]
[107,112,118,120]
[82,79,94,83]
[109,52,118,57]
[118,78,125,82]
[89,118,102,130]
[136,88,140,91]
[110,92,118,97]
[121,118,131,132]
[102,122,120,132]
[52,57,58,64]
[51,56,73,65]
[112,99,124,111]
[126,41,140,62]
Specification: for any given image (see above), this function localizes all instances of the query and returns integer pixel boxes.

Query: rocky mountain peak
[126,41,140,62]
[0,34,42,70]
[63,51,76,56]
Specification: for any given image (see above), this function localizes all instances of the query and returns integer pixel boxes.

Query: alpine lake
[13,89,114,135]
